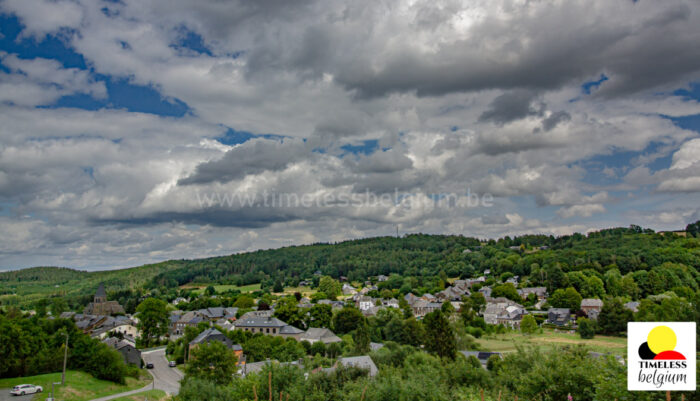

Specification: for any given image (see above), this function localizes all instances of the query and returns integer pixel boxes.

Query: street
[141,348,183,396]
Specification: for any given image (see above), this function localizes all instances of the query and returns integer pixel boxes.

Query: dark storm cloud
[541,111,571,132]
[478,89,542,125]
[179,139,310,185]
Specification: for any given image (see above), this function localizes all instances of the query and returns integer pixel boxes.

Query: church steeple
[95,282,107,304]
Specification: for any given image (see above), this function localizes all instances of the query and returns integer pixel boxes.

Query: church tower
[95,282,107,304]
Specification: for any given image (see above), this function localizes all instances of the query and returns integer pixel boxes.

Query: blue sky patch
[0,15,87,69]
[340,139,379,156]
[172,27,213,56]
[581,74,609,95]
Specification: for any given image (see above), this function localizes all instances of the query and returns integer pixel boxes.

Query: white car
[10,384,42,396]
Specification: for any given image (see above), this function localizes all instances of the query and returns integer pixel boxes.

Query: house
[517,287,547,301]
[342,283,357,295]
[317,299,345,309]
[624,301,640,313]
[171,297,187,306]
[580,298,604,320]
[298,280,311,287]
[102,337,142,366]
[381,298,399,308]
[299,328,342,344]
[411,300,443,317]
[173,311,205,335]
[377,275,389,282]
[235,316,303,338]
[483,300,526,328]
[547,308,571,326]
[356,296,374,311]
[479,286,492,298]
[192,307,238,322]
[459,351,501,368]
[189,328,233,349]
[326,356,378,377]
[404,293,419,305]
[84,283,125,316]
[369,342,384,351]
[215,319,235,331]
[436,286,466,302]
[421,293,437,302]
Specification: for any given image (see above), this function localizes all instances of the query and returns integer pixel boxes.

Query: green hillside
[1,224,699,310]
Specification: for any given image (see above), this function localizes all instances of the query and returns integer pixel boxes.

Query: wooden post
[279,391,283,401]
[360,386,367,401]
[253,385,258,401]
[666,391,671,401]
[480,388,484,401]
[497,390,501,401]
[269,371,272,401]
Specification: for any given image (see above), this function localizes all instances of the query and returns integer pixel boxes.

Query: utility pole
[61,332,69,385]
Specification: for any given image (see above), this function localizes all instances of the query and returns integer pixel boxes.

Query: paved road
[0,391,35,401]
[89,348,183,401]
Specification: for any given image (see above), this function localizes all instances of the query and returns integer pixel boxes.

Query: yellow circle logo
[647,325,677,354]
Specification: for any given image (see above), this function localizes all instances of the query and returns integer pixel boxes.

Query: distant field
[282,286,315,296]
[184,283,261,294]
[0,370,151,401]
[110,389,168,401]
[476,329,627,355]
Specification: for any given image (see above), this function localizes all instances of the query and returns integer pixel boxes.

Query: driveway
[89,348,183,401]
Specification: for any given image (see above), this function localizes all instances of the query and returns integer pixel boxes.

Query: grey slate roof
[236,316,289,328]
[279,325,304,335]
[300,328,342,344]
[338,356,378,377]
[95,283,106,298]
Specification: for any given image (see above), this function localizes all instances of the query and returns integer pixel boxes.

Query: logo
[628,322,696,391]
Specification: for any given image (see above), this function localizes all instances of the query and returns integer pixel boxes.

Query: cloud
[557,204,606,219]
[1,0,700,269]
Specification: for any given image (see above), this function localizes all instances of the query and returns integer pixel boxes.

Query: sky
[1,0,700,271]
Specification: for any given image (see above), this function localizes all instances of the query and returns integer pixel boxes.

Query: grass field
[0,370,152,401]
[184,283,261,294]
[109,389,168,401]
[476,329,627,355]
[281,286,315,296]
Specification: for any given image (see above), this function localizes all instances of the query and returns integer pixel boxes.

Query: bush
[577,317,595,339]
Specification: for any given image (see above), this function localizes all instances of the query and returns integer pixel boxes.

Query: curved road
[90,348,182,401]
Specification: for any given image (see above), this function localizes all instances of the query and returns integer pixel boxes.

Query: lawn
[476,329,627,355]
[0,370,152,401]
[110,389,168,401]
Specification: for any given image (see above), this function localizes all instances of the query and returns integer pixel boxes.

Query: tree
[318,276,341,299]
[520,315,537,335]
[273,297,305,329]
[577,317,595,339]
[310,341,326,356]
[204,286,216,296]
[597,298,632,335]
[423,310,456,359]
[307,304,332,328]
[549,287,582,310]
[50,298,68,317]
[273,280,284,293]
[185,341,237,385]
[353,318,370,354]
[469,292,486,313]
[402,317,425,347]
[136,298,169,346]
[491,283,520,302]
[233,295,254,309]
[332,307,364,334]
